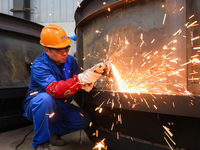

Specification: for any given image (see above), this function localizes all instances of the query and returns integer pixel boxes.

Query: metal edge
[0,13,43,38]
[74,0,161,30]
[75,0,125,30]
[83,90,200,118]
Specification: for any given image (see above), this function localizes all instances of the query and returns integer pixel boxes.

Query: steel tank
[0,13,43,130]
[75,0,200,149]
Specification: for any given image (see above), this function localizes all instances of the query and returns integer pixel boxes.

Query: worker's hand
[94,62,106,74]
[78,62,106,85]
[81,82,95,92]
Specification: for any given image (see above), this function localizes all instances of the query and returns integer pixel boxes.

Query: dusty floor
[0,125,94,150]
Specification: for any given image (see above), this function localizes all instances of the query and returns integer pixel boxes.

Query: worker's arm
[33,61,105,98]
[46,63,105,97]
[46,75,82,98]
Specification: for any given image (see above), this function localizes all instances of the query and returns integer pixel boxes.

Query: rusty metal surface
[74,0,200,105]
[75,0,200,94]
[82,0,166,67]
[83,91,200,149]
[80,0,181,93]
[0,13,44,89]
[75,1,200,149]
[84,90,200,118]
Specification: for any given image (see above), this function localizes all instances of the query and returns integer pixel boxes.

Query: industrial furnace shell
[75,0,200,149]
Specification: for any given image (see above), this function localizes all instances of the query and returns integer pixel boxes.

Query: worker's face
[45,46,70,65]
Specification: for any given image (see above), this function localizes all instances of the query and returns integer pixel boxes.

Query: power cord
[15,128,34,150]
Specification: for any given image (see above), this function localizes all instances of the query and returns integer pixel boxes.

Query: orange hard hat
[40,24,71,48]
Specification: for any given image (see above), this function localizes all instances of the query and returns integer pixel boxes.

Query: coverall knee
[24,92,90,148]
[24,92,55,148]
[50,101,91,137]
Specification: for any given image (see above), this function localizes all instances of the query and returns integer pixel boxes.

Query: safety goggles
[50,45,71,54]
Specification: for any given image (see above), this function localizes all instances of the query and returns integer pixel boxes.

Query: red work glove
[46,75,82,98]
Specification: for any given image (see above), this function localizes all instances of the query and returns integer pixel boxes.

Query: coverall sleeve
[32,62,82,98]
[32,62,57,90]
[46,75,82,98]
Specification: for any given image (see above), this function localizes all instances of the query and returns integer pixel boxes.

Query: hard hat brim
[40,38,72,49]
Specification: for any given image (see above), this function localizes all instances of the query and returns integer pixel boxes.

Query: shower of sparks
[191,36,200,41]
[189,14,195,19]
[107,38,189,95]
[163,13,166,24]
[75,2,81,8]
[143,98,150,108]
[151,39,155,43]
[118,114,122,124]
[106,35,109,42]
[30,91,38,96]
[164,137,174,150]
[193,47,200,50]
[85,6,200,150]
[191,54,199,58]
[99,108,103,113]
[173,29,182,36]
[96,130,98,137]
[184,90,192,95]
[117,132,120,139]
[111,64,149,94]
[190,58,200,64]
[163,125,173,137]
[93,139,107,150]
[46,112,55,118]
[125,37,129,45]
[187,21,198,28]
[188,78,199,81]
[169,58,179,64]
[168,40,177,46]
[96,30,101,33]
[153,105,158,109]
[95,101,105,111]
[179,6,184,11]
[189,70,198,75]
[89,122,93,127]
[132,103,139,108]
[111,122,114,130]
[164,132,176,145]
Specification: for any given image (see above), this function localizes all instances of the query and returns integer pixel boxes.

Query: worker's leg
[24,93,55,148]
[50,102,90,137]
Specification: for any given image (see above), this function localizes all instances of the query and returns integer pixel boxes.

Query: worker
[22,24,106,150]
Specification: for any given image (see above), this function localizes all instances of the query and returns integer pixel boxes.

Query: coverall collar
[45,52,65,79]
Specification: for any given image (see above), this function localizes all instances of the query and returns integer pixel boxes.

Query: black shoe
[50,133,67,146]
[35,141,51,150]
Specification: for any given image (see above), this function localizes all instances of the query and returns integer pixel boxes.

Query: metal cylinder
[75,1,200,149]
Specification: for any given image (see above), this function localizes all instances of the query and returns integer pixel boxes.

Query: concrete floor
[0,125,94,150]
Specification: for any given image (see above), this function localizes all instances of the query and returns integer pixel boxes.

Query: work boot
[35,141,51,150]
[50,133,67,146]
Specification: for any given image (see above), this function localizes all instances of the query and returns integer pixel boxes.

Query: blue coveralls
[22,52,90,148]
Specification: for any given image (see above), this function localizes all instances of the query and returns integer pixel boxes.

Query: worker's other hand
[78,62,106,85]
[81,82,95,92]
